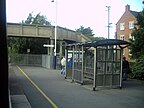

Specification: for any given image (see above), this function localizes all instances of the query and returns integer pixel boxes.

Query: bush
[131,55,144,80]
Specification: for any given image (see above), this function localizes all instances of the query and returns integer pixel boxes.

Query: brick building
[116,4,140,61]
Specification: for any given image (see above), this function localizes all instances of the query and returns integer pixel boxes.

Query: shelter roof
[66,39,129,47]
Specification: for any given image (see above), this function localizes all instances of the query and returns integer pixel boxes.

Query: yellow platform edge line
[17,65,58,108]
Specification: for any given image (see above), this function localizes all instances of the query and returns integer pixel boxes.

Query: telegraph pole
[106,6,111,39]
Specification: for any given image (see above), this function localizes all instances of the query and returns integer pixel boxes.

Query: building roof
[130,10,142,18]
[116,5,142,25]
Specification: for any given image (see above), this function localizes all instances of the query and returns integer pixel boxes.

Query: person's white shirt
[61,57,66,66]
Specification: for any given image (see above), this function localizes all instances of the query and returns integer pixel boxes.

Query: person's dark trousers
[122,69,128,80]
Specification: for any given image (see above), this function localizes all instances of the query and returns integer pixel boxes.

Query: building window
[129,34,132,39]
[129,21,134,29]
[129,49,132,56]
[129,34,134,40]
[120,23,125,30]
[123,49,125,55]
[120,35,124,40]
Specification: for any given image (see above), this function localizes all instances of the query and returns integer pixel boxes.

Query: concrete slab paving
[11,95,32,108]
[9,65,144,108]
[9,65,32,108]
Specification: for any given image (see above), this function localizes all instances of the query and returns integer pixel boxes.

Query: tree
[76,26,94,37]
[23,12,51,25]
[129,10,144,59]
[88,36,105,41]
[129,8,144,79]
[76,26,105,41]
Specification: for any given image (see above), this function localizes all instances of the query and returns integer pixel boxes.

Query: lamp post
[51,0,57,69]
[106,6,112,39]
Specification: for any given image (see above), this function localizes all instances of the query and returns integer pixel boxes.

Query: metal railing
[10,54,62,70]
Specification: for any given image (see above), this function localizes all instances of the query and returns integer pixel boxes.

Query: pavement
[9,65,144,108]
[9,65,32,108]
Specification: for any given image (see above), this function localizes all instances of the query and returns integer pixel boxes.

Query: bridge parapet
[7,23,53,38]
[7,23,90,42]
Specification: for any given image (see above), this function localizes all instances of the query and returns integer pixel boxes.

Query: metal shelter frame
[65,39,129,90]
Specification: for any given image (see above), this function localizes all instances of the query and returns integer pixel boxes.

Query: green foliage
[23,13,33,24]
[129,9,144,59]
[23,12,51,25]
[129,28,144,58]
[131,55,144,80]
[88,36,105,41]
[75,26,106,41]
[8,37,23,54]
[76,26,94,37]
[136,9,144,28]
[129,7,144,80]
[8,37,47,54]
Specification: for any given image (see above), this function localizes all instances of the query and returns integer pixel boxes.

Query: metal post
[106,6,111,39]
[81,46,84,84]
[72,46,75,82]
[120,48,123,89]
[93,47,97,91]
[59,41,63,58]
[51,0,57,69]
[65,47,68,78]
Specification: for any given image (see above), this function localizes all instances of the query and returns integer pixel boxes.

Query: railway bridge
[7,22,91,56]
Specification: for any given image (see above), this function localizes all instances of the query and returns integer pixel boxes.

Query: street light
[51,0,57,69]
[106,6,111,39]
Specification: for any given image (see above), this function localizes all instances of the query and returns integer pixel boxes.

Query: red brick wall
[116,8,137,61]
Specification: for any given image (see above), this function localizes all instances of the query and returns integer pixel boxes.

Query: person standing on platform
[122,57,130,80]
[60,56,66,75]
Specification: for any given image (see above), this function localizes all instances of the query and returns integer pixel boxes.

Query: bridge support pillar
[59,41,63,58]
[59,41,67,58]
[47,40,50,55]
[50,39,54,56]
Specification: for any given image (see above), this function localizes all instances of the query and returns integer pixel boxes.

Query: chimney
[125,4,130,11]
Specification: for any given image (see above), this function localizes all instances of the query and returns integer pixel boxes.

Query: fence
[10,54,60,69]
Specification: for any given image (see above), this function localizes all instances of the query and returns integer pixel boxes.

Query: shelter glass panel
[95,46,121,88]
[84,49,94,79]
[73,46,83,83]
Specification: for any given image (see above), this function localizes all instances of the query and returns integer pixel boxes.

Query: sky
[6,0,144,39]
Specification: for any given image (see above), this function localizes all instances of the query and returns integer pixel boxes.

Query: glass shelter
[65,39,129,90]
